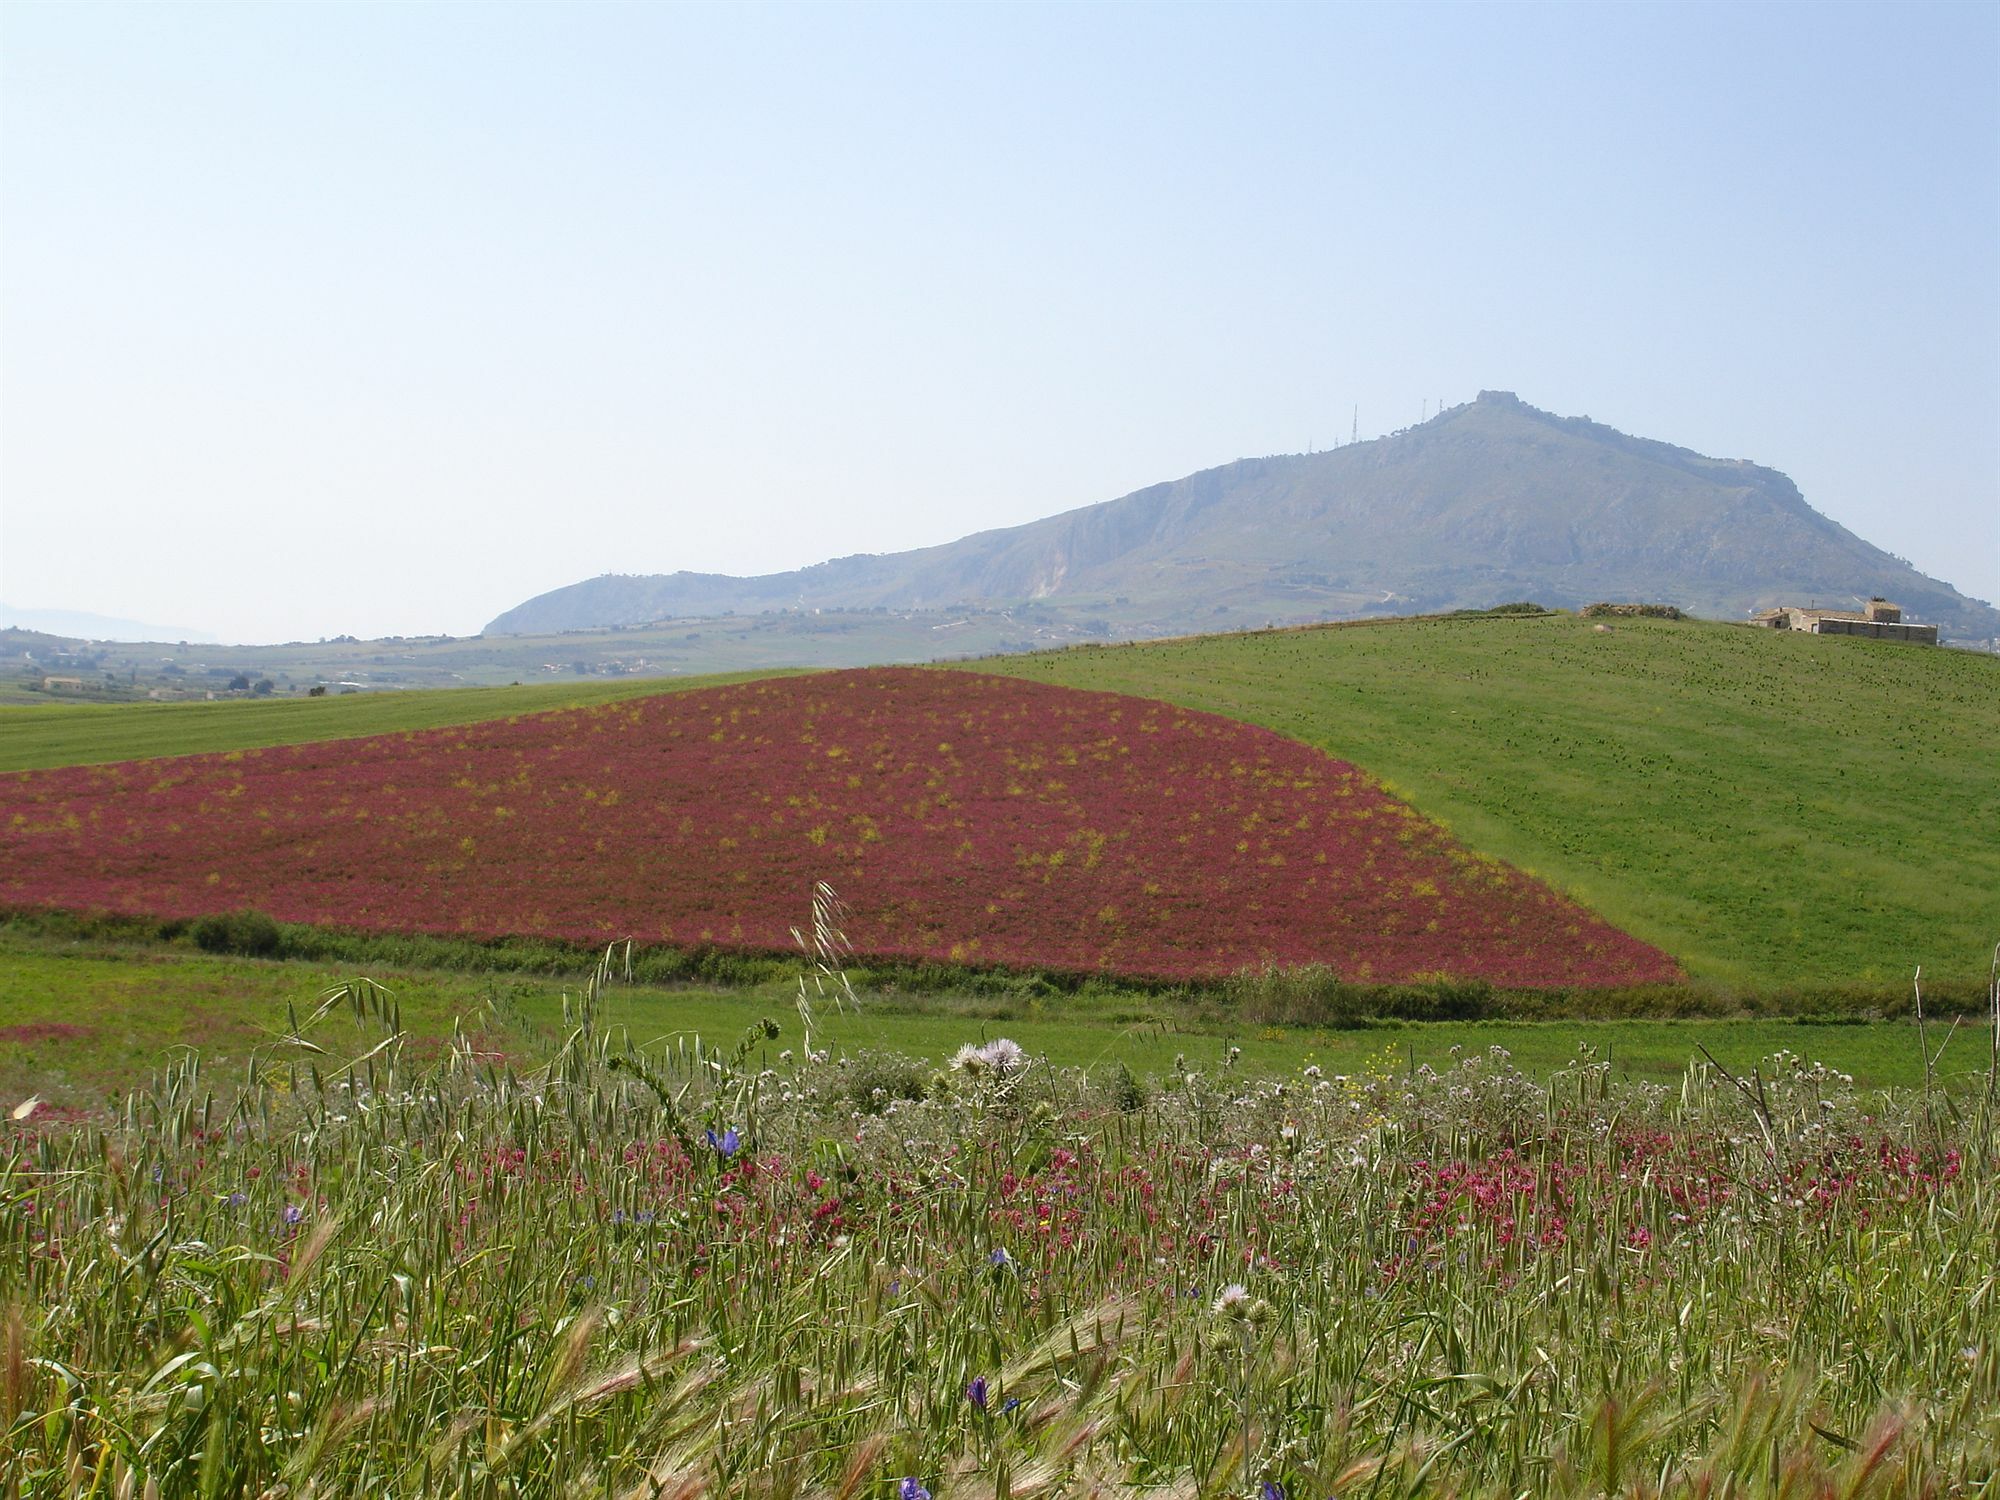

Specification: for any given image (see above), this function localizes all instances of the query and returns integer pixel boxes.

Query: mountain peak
[485,402,1997,645]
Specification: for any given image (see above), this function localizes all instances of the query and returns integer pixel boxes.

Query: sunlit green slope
[963,615,2000,986]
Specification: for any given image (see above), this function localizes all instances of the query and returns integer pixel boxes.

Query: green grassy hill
[965,615,2000,987]
[0,670,803,772]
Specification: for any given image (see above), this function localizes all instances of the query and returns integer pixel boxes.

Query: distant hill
[0,604,215,644]
[487,392,2000,644]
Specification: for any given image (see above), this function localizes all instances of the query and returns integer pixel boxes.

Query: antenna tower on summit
[1350,406,1358,445]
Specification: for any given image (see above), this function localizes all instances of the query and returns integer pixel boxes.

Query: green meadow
[0,668,806,773]
[2,931,1986,1107]
[971,614,2000,988]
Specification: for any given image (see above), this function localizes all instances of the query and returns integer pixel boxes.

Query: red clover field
[0,668,1677,987]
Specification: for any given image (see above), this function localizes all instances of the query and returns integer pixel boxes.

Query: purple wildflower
[705,1127,741,1156]
[282,1203,305,1225]
[897,1481,931,1500]
[968,1375,989,1411]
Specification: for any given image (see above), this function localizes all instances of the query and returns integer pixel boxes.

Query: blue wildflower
[967,1375,989,1411]
[705,1127,741,1156]
[897,1481,931,1500]
[225,1191,247,1208]
[1260,1482,1285,1500]
[1002,1396,1021,1415]
[282,1203,305,1226]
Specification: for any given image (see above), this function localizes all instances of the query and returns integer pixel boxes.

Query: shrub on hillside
[189,909,284,958]
[1580,602,1686,620]
[1443,601,1549,618]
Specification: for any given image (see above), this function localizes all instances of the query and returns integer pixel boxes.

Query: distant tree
[307,684,328,697]
[252,679,275,696]
[227,674,250,691]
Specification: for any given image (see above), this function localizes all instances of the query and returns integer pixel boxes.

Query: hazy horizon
[4,0,1995,646]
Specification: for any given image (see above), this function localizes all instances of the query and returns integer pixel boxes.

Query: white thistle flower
[1212,1283,1252,1319]
[954,1038,1026,1079]
[979,1038,1026,1076]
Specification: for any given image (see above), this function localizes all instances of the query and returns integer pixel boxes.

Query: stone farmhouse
[1751,597,1938,645]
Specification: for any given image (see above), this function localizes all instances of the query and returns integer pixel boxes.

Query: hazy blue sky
[3,0,1995,644]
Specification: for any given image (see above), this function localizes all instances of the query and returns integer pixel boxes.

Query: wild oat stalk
[792,879,858,1060]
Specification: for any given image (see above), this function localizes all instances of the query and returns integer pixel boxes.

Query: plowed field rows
[0,668,1678,984]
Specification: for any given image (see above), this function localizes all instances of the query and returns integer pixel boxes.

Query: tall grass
[3,975,1994,1496]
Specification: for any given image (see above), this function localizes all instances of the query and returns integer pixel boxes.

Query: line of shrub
[1216,961,1992,1024]
[1579,602,1687,619]
[3,905,1990,1021]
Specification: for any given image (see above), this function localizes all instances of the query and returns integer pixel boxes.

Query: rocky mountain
[486,393,2000,644]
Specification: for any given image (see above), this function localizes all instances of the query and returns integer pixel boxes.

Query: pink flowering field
[0,667,1679,986]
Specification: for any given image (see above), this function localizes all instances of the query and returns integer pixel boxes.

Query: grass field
[0,668,805,772]
[970,614,2000,988]
[2,932,1988,1107]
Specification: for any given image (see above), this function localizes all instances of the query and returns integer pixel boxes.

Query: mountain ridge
[486,393,1999,643]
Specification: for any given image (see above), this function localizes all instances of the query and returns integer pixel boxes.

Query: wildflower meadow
[3,971,1993,1497]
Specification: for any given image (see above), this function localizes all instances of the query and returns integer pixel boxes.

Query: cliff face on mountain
[487,393,1998,644]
